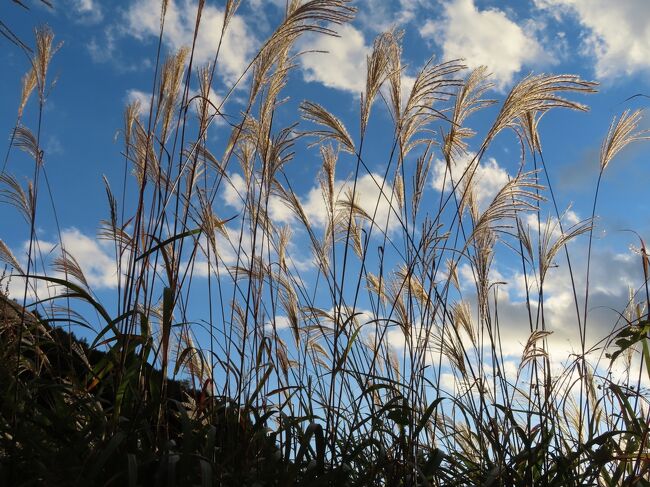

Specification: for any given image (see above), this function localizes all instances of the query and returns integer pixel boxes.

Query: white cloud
[403,247,638,396]
[219,172,403,269]
[297,7,422,99]
[249,0,286,9]
[191,230,240,271]
[264,315,291,333]
[221,172,293,223]
[302,172,400,233]
[6,275,59,302]
[68,0,103,24]
[220,172,245,208]
[564,209,580,225]
[59,228,119,289]
[535,0,650,79]
[125,89,152,115]
[480,245,639,359]
[221,171,399,233]
[267,193,295,224]
[6,239,58,301]
[190,86,223,122]
[431,152,510,210]
[191,219,314,280]
[298,24,370,95]
[6,228,118,301]
[420,0,547,90]
[125,0,258,85]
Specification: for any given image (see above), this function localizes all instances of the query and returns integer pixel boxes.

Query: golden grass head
[600,109,649,172]
[33,25,61,102]
[18,68,37,118]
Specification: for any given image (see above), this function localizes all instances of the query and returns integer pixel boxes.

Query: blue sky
[3,0,650,373]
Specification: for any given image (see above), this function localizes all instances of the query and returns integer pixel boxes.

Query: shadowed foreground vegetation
[1,1,650,485]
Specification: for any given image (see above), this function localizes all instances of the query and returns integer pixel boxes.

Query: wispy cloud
[67,0,103,24]
[356,0,420,31]
[87,25,120,64]
[45,135,64,156]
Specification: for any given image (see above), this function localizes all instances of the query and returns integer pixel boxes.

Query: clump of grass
[2,2,650,486]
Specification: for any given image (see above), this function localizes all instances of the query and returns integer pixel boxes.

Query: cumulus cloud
[535,0,650,79]
[217,171,401,273]
[58,228,119,289]
[125,0,257,85]
[302,172,401,233]
[431,152,510,210]
[220,172,283,221]
[297,10,420,98]
[125,89,152,115]
[457,242,641,362]
[263,315,292,334]
[190,225,247,271]
[298,24,370,95]
[220,171,294,224]
[221,170,400,233]
[379,240,643,400]
[6,228,119,301]
[221,172,246,214]
[419,0,547,90]
[248,0,287,11]
[190,219,313,280]
[221,172,246,210]
[189,86,223,122]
